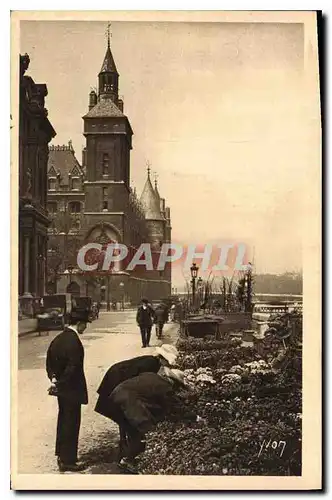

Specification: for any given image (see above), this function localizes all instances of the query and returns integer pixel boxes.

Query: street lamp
[106,274,111,312]
[119,281,125,311]
[190,262,199,310]
[67,264,74,284]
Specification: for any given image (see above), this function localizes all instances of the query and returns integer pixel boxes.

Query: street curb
[18,330,37,338]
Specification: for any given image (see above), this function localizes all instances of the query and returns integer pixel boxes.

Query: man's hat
[69,310,91,323]
[155,344,179,366]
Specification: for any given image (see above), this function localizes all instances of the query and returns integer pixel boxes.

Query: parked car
[37,294,72,331]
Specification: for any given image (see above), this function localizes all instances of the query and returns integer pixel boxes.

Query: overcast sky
[20,20,318,283]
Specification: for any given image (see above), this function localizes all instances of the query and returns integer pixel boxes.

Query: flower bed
[136,331,302,476]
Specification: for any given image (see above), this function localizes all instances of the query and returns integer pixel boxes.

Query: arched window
[69,201,81,214]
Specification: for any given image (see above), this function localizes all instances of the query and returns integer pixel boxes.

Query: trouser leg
[56,398,81,464]
[140,327,146,346]
[55,398,63,457]
[146,326,152,346]
[118,424,128,461]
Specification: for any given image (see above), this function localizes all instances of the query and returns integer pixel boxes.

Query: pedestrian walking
[154,304,168,339]
[46,310,90,472]
[170,303,176,322]
[136,297,155,348]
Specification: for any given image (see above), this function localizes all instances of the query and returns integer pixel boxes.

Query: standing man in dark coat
[136,298,155,348]
[46,310,90,472]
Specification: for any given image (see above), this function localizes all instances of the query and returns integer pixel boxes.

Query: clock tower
[82,32,133,246]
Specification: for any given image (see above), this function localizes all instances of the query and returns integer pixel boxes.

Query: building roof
[140,170,163,220]
[83,96,124,119]
[100,44,118,74]
[48,142,83,184]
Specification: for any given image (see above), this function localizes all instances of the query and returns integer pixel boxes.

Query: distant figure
[170,303,176,322]
[136,298,155,348]
[154,304,168,339]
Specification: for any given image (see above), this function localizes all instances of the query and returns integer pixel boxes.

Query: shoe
[58,459,86,472]
[118,457,139,474]
[141,345,146,348]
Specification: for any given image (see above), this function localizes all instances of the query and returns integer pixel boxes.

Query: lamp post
[100,284,106,308]
[190,262,199,311]
[106,274,111,312]
[67,264,74,285]
[197,277,203,307]
[119,281,125,311]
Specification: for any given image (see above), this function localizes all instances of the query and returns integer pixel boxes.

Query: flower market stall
[136,312,302,476]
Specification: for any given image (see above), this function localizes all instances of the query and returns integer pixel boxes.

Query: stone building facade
[46,39,171,306]
[19,53,56,307]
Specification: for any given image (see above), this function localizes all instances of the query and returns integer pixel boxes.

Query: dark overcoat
[95,356,161,417]
[96,372,181,434]
[46,327,88,404]
[136,305,155,327]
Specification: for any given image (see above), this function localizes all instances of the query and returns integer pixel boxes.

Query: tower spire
[153,171,158,189]
[98,22,119,102]
[146,160,151,179]
[106,22,111,49]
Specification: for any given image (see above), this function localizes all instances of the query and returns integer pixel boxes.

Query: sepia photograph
[11,10,321,490]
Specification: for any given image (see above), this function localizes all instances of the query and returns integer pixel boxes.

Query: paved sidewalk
[18,318,38,336]
[17,311,179,474]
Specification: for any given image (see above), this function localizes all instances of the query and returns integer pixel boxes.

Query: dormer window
[102,154,109,175]
[72,177,80,190]
[48,178,56,191]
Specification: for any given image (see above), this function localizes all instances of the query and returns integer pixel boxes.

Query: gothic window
[102,201,108,211]
[102,154,109,175]
[69,201,81,214]
[72,177,80,190]
[103,187,108,198]
[47,202,57,213]
[48,178,56,191]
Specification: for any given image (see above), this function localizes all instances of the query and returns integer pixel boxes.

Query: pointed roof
[48,142,84,184]
[83,95,124,118]
[140,168,163,220]
[154,178,161,201]
[99,42,118,75]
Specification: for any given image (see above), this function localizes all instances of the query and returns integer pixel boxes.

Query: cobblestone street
[17,310,179,474]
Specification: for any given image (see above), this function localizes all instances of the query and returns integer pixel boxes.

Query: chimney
[89,90,97,110]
